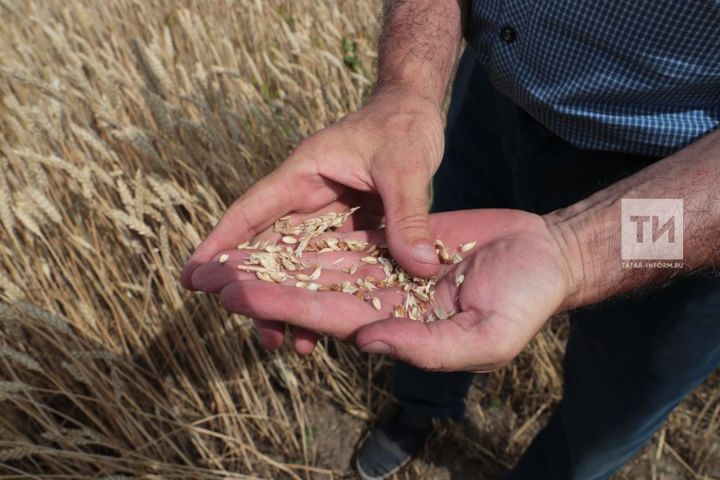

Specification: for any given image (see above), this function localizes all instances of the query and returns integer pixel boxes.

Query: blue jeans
[392,49,720,479]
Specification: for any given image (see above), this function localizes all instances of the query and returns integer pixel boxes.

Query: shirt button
[500,26,516,43]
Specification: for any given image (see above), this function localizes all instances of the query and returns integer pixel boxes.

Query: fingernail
[361,340,394,355]
[412,243,439,265]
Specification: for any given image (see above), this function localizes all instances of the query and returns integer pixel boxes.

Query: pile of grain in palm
[224,208,477,322]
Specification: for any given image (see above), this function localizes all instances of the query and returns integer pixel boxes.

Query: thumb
[375,165,439,278]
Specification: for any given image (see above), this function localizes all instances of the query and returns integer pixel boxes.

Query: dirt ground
[305,372,720,479]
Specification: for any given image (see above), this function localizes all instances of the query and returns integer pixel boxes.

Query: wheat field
[0,1,718,478]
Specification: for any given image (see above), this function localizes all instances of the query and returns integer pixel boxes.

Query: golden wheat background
[0,1,717,478]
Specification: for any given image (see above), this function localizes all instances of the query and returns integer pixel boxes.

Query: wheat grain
[460,241,477,253]
[13,301,71,333]
[0,446,42,462]
[0,346,42,372]
[61,361,89,384]
[0,66,64,101]
[109,209,156,239]
[159,224,171,266]
[27,187,62,224]
[0,170,14,234]
[70,123,118,162]
[231,208,471,322]
[41,428,105,447]
[0,380,31,394]
[14,206,43,237]
[143,89,174,136]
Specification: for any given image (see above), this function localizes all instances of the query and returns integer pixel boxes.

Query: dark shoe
[355,409,434,480]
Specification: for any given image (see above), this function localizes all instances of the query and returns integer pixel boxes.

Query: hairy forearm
[548,129,720,311]
[374,0,466,106]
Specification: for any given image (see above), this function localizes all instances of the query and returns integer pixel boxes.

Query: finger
[374,162,438,278]
[180,170,293,290]
[180,168,341,290]
[291,326,319,355]
[219,280,401,339]
[354,312,513,372]
[254,318,286,350]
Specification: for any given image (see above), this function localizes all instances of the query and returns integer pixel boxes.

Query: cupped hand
[181,90,445,291]
[191,209,577,372]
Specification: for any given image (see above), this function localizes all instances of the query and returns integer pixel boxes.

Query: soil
[304,379,719,480]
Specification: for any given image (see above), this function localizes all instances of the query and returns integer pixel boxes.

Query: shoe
[355,408,434,480]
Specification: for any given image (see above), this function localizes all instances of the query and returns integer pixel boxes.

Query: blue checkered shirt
[467,0,720,157]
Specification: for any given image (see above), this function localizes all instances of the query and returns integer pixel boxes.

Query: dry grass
[0,1,717,478]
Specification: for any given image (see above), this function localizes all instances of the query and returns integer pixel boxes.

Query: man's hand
[181,0,466,290]
[181,0,465,352]
[180,92,445,353]
[190,210,574,372]
[181,91,445,290]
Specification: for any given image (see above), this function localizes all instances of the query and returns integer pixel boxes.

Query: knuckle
[394,212,430,233]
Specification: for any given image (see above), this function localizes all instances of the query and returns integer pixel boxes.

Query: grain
[433,307,449,320]
[231,208,474,322]
[460,241,477,253]
[0,346,42,372]
[13,301,72,334]
[237,264,266,272]
[0,446,42,462]
[256,271,273,282]
[218,253,229,264]
[0,380,31,394]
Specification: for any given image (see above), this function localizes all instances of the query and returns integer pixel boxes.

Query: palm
[191,209,571,372]
[432,213,569,371]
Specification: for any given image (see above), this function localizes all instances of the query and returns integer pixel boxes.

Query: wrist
[362,90,445,154]
[368,85,445,113]
[543,210,591,312]
[369,78,445,110]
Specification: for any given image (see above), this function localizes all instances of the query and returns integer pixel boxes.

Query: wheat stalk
[0,1,714,478]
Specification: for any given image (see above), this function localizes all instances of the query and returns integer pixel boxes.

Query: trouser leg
[508,276,720,480]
